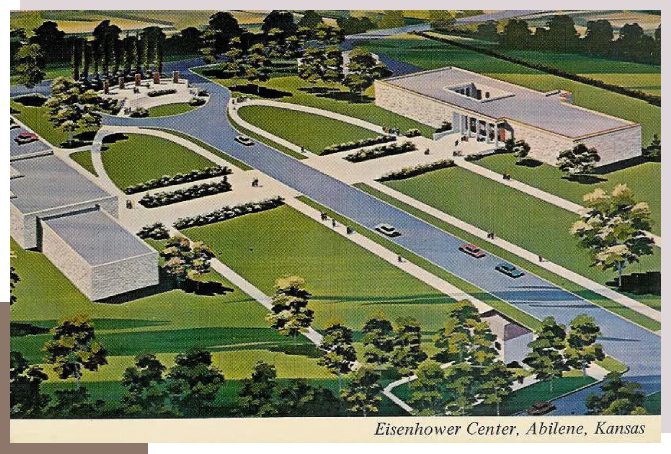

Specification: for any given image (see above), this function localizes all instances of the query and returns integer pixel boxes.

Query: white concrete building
[482,310,533,366]
[375,67,642,166]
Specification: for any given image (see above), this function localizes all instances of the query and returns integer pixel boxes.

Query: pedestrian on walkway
[397,255,403,263]
[332,219,337,228]
[424,148,430,155]
[538,255,543,262]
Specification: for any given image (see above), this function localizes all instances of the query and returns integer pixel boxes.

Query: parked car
[495,262,524,278]
[235,135,254,146]
[459,243,485,258]
[374,223,401,237]
[14,131,38,144]
[527,401,556,416]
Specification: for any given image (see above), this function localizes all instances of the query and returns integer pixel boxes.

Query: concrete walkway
[367,181,661,324]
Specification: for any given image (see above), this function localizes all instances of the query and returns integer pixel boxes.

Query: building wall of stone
[579,125,642,166]
[41,220,93,298]
[10,203,29,249]
[507,121,575,165]
[90,252,159,301]
[503,333,533,365]
[375,81,460,128]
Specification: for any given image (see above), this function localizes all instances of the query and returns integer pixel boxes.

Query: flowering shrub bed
[322,135,395,155]
[344,141,417,163]
[147,88,177,97]
[139,178,232,208]
[137,222,170,240]
[173,197,285,229]
[377,159,454,181]
[123,166,232,194]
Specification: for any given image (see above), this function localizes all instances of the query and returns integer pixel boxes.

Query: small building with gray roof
[375,66,641,166]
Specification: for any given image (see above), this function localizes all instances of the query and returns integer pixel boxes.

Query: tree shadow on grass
[561,174,608,184]
[298,86,374,104]
[229,84,290,99]
[606,271,660,296]
[60,131,98,149]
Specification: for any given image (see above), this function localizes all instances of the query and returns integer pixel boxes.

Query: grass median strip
[227,111,307,160]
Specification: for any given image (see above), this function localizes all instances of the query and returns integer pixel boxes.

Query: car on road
[459,243,485,258]
[527,401,556,416]
[495,262,524,278]
[14,131,38,144]
[374,223,401,237]
[235,135,254,146]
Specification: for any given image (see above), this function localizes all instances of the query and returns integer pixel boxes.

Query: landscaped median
[138,178,232,208]
[344,141,417,163]
[124,165,231,194]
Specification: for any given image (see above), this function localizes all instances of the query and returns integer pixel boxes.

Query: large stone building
[375,67,641,166]
[10,127,159,301]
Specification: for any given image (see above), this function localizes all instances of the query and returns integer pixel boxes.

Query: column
[494,123,499,148]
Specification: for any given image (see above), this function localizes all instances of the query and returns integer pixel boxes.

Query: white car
[374,223,401,237]
[235,135,254,146]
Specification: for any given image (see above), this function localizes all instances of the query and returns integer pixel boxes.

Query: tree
[477,21,499,41]
[499,19,532,49]
[121,353,174,417]
[10,351,49,418]
[314,23,343,45]
[43,315,108,387]
[557,143,601,178]
[322,46,344,83]
[512,139,531,165]
[565,314,605,376]
[336,16,376,35]
[443,361,478,415]
[45,386,105,418]
[266,276,315,342]
[298,10,323,29]
[237,361,279,416]
[207,11,242,54]
[523,316,567,392]
[319,323,357,394]
[409,359,445,415]
[14,42,45,88]
[92,20,122,79]
[343,47,390,100]
[378,11,405,29]
[361,314,394,367]
[586,372,646,415]
[479,361,514,416]
[642,134,661,161]
[341,366,381,417]
[10,266,20,305]
[571,184,654,287]
[584,20,614,56]
[276,379,340,416]
[166,348,224,416]
[391,317,427,376]
[160,236,214,288]
[542,15,580,52]
[71,37,83,81]
[122,35,137,76]
[262,10,297,38]
[223,36,245,76]
[243,43,271,92]
[433,316,470,363]
[429,11,456,30]
[199,27,218,64]
[29,20,66,63]
[299,46,325,83]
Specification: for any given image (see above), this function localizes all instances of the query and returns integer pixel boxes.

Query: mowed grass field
[101,133,215,189]
[384,167,660,310]
[69,150,97,176]
[10,100,97,147]
[361,37,661,145]
[182,204,454,332]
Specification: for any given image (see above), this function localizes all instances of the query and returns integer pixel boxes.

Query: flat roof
[43,209,155,266]
[380,67,635,138]
[10,127,53,160]
[10,154,114,215]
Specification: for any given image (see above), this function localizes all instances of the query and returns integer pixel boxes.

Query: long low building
[375,66,641,166]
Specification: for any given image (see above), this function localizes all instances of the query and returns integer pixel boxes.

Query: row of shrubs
[147,88,177,97]
[189,97,206,106]
[415,31,661,107]
[129,107,149,118]
[344,141,417,163]
[403,129,422,138]
[173,197,285,229]
[139,179,232,208]
[377,159,455,181]
[137,222,170,240]
[322,135,396,155]
[124,166,232,194]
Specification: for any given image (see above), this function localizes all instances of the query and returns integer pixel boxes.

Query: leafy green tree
[523,316,567,392]
[10,266,20,305]
[243,43,272,92]
[262,10,297,38]
[29,21,66,63]
[571,184,654,287]
[343,47,390,99]
[14,42,45,88]
[298,10,323,29]
[479,361,514,416]
[160,236,214,288]
[565,314,604,376]
[277,379,340,416]
[323,46,344,83]
[512,140,531,164]
[433,316,470,363]
[10,351,49,418]
[341,366,381,417]
[46,387,106,418]
[409,359,445,415]
[166,348,224,416]
[444,361,478,415]
[361,314,394,367]
[499,19,532,49]
[584,20,614,56]
[299,46,325,83]
[199,27,218,64]
[315,23,343,45]
[586,373,646,415]
[207,11,242,54]
[391,317,427,376]
[121,353,174,417]
[223,36,245,76]
[319,323,357,394]
[266,276,315,342]
[43,315,108,387]
[542,15,580,52]
[237,361,279,416]
[557,143,601,178]
[476,21,499,41]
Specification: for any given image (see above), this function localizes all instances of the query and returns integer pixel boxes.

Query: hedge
[139,178,232,208]
[322,135,396,155]
[403,129,421,138]
[137,222,170,240]
[173,197,285,229]
[147,88,177,97]
[344,141,417,163]
[123,166,232,194]
[377,159,455,181]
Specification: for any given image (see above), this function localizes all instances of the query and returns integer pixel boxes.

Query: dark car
[527,401,556,416]
[495,262,524,278]
[459,243,485,258]
[235,135,254,146]
[14,131,39,144]
[374,223,401,237]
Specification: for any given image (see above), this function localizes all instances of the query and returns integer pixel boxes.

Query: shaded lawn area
[236,105,379,155]
[644,392,661,415]
[101,133,215,189]
[147,102,196,117]
[11,62,71,85]
[69,150,97,176]
[10,100,97,147]
[355,183,660,331]
[182,204,454,331]
[361,37,660,145]
[474,154,661,235]
[384,167,660,311]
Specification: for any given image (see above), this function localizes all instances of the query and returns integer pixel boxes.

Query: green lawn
[361,37,660,145]
[182,204,454,332]
[643,392,661,415]
[10,100,97,147]
[147,102,196,117]
[69,150,97,176]
[236,105,379,155]
[11,62,72,85]
[101,133,215,189]
[474,154,661,235]
[383,167,660,311]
